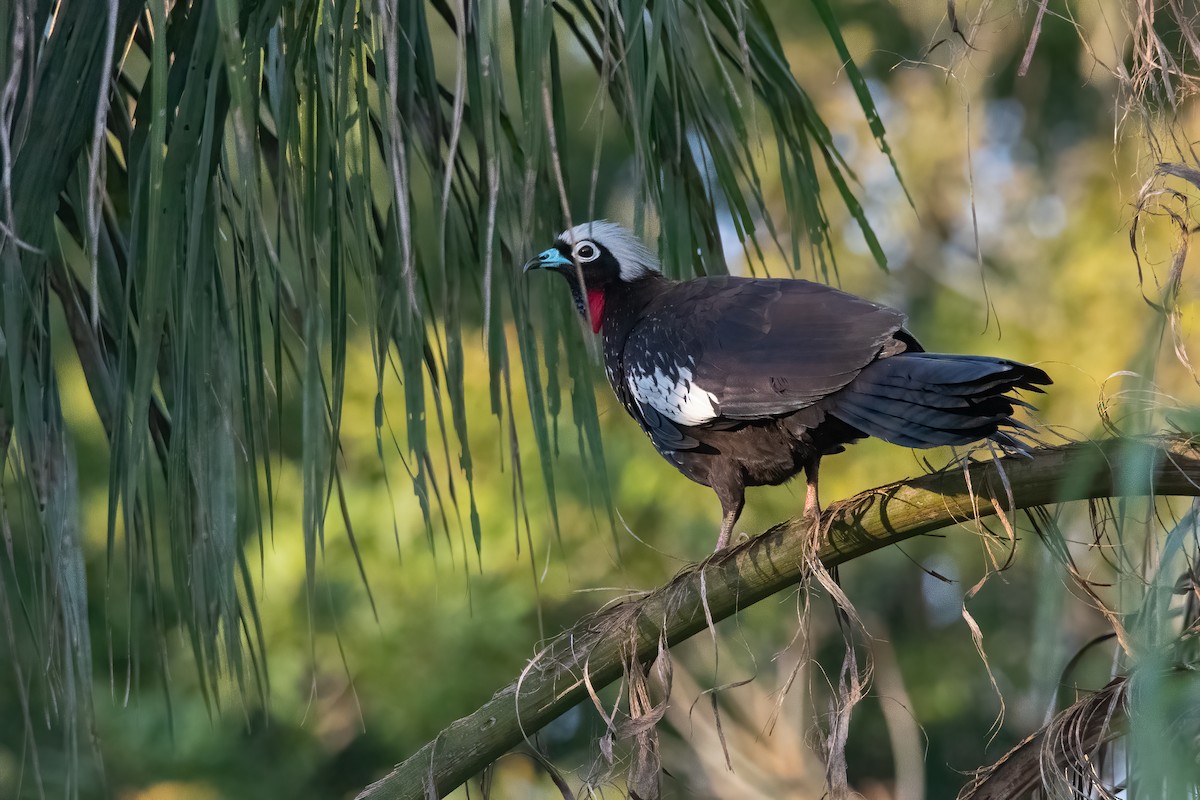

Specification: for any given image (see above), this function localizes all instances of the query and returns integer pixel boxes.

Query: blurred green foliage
[3,1,1200,799]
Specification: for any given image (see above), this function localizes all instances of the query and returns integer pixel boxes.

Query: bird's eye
[573,241,599,262]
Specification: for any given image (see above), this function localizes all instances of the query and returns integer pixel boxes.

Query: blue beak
[523,248,573,272]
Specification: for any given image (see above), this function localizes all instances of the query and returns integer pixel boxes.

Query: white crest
[559,220,661,281]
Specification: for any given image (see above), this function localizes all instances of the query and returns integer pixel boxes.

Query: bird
[524,220,1051,551]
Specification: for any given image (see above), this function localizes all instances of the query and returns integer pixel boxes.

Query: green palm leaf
[0,1,897,791]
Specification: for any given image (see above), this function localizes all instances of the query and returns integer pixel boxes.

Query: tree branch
[958,676,1127,800]
[960,668,1200,798]
[356,436,1200,800]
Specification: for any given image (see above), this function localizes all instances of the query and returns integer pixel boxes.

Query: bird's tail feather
[829,353,1050,450]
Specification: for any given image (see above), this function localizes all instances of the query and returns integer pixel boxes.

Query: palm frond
[0,0,896,790]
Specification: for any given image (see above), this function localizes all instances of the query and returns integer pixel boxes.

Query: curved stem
[356,436,1200,800]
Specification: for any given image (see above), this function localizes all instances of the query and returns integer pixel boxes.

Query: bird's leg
[715,510,737,552]
[802,456,822,532]
[714,488,745,552]
[803,455,845,591]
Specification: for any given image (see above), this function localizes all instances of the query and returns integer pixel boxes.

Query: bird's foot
[713,530,751,552]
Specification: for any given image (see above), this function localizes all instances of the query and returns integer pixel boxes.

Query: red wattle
[587,289,606,333]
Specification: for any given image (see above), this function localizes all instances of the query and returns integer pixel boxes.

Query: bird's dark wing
[622,276,908,428]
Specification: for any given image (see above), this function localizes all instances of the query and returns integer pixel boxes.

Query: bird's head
[523,220,660,333]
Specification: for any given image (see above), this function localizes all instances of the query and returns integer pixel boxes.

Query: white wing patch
[628,365,719,426]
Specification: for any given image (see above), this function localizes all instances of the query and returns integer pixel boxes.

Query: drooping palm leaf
[0,0,898,790]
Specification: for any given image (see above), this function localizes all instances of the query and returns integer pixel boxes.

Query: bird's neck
[597,274,671,348]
